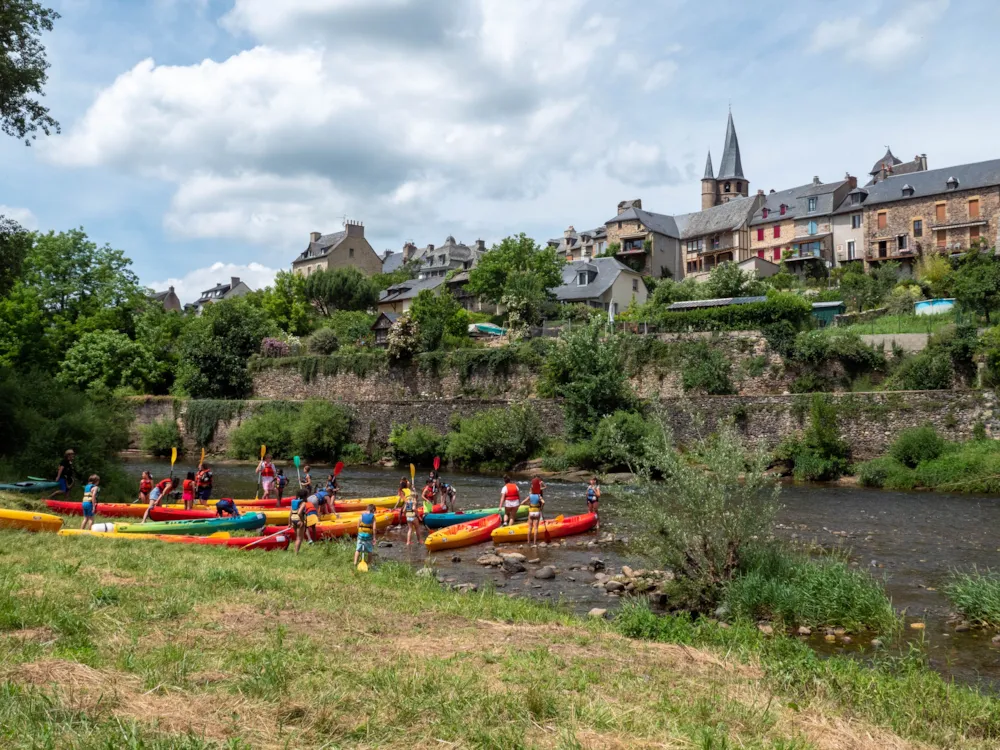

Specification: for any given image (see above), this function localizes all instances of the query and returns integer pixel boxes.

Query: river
[124,458,1000,688]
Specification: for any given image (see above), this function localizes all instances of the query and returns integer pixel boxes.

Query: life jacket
[586,486,598,502]
[139,478,153,494]
[196,470,212,488]
[529,494,542,509]
[403,494,416,512]
[530,478,542,495]
[291,496,302,511]
[422,485,435,502]
[303,501,318,517]
[503,483,520,501]
[278,475,287,489]
[261,462,275,477]
[358,512,375,536]
[182,479,195,494]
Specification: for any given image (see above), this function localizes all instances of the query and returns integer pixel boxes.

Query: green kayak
[0,480,60,493]
[424,506,529,529]
[97,513,266,536]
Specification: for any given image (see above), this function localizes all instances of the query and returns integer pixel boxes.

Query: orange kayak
[490,513,597,544]
[263,510,394,539]
[426,513,502,552]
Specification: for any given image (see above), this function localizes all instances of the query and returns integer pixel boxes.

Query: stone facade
[864,186,1000,270]
[749,218,796,262]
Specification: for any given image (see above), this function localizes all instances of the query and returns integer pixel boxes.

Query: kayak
[423,506,528,530]
[263,510,394,539]
[490,513,598,544]
[46,500,190,518]
[426,513,502,552]
[334,495,400,513]
[59,529,290,550]
[0,508,64,532]
[0,480,60,493]
[93,513,266,536]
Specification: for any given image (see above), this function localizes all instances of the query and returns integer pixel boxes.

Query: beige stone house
[291,221,383,277]
[553,258,647,316]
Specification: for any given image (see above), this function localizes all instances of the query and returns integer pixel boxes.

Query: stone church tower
[701,111,749,210]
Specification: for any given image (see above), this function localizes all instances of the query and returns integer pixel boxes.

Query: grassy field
[1,522,1000,750]
[827,312,954,337]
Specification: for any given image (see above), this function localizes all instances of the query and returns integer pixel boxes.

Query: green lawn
[831,312,954,336]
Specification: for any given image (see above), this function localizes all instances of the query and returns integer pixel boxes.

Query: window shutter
[969,199,980,219]
[936,204,945,223]
[757,228,764,241]
[773,226,780,238]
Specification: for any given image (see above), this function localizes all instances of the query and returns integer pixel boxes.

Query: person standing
[80,475,99,531]
[354,503,377,568]
[301,465,314,495]
[181,471,196,510]
[421,478,436,515]
[49,449,76,500]
[257,453,277,499]
[290,489,309,553]
[403,484,422,546]
[527,483,544,546]
[498,476,521,526]
[276,469,288,505]
[586,477,601,529]
[138,470,153,506]
[195,463,213,503]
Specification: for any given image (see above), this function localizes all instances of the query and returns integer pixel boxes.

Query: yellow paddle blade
[170,447,178,466]
[208,532,231,539]
[260,444,266,459]
[409,463,415,484]
[200,448,205,465]
[357,558,369,572]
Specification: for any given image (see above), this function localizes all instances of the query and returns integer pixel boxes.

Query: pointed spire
[716,111,744,180]
[703,151,714,180]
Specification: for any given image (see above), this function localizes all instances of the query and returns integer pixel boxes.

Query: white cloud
[810,0,948,68]
[0,206,39,231]
[604,142,684,188]
[147,261,279,305]
[642,60,679,91]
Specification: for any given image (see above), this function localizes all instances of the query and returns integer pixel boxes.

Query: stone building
[855,158,1000,272]
[701,111,750,209]
[552,257,647,316]
[866,148,928,186]
[292,221,383,277]
[677,196,763,277]
[602,199,685,278]
[149,286,181,313]
[748,175,856,272]
[547,225,608,261]
[404,236,487,280]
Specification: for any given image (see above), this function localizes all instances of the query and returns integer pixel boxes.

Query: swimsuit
[587,487,598,505]
[528,493,542,519]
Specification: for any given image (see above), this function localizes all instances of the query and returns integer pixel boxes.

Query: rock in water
[588,608,608,618]
[502,560,526,574]
[797,626,812,636]
[454,583,477,594]
[477,554,503,567]
[527,558,541,564]
[501,552,526,563]
[534,566,556,580]
[589,558,606,572]
[604,581,625,593]
[621,565,635,578]
[451,555,461,563]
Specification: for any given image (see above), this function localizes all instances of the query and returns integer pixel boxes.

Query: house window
[597,242,605,253]
[772,248,780,261]
[970,226,981,242]
[851,193,861,205]
[897,235,907,251]
[617,222,622,230]
[913,219,923,237]
[756,228,764,241]
[632,278,639,292]
[969,198,980,219]
[686,239,703,252]
[936,230,946,249]
[773,226,781,239]
[577,272,588,287]
[780,204,787,215]
[877,212,887,230]
[712,236,720,250]
[349,248,355,258]
[878,241,887,258]
[686,260,700,273]
[438,255,445,265]
[847,240,856,260]
[762,208,769,219]
[807,197,817,212]
[851,213,862,229]
[808,221,818,235]
[724,182,731,193]
[935,203,946,223]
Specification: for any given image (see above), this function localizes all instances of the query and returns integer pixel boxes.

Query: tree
[303,267,378,315]
[1,1,60,143]
[0,216,31,296]
[466,234,562,322]
[175,297,277,398]
[700,261,765,299]
[252,270,314,336]
[58,330,157,393]
[408,288,467,351]
[839,261,899,312]
[952,248,1000,323]
[372,262,417,291]
[134,303,189,393]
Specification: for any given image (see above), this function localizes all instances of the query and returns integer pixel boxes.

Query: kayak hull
[490,513,597,544]
[46,500,190,518]
[0,481,60,493]
[263,510,394,539]
[0,508,63,532]
[425,513,502,552]
[59,529,289,550]
[424,506,528,530]
[102,513,266,536]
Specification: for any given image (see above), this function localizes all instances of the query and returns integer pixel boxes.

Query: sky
[3,0,999,304]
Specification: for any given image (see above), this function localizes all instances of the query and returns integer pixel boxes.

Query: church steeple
[703,151,714,179]
[716,111,744,180]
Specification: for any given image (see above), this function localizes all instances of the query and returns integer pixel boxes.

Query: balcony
[783,247,822,262]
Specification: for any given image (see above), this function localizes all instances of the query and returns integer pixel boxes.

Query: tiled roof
[295,230,347,262]
[605,207,680,238]
[378,275,446,303]
[750,179,850,225]
[380,251,404,273]
[862,158,1000,206]
[675,195,757,238]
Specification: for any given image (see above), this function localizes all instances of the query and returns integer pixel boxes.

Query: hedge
[652,292,812,332]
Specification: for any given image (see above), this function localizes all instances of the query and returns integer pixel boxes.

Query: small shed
[811,301,845,328]
[371,311,399,347]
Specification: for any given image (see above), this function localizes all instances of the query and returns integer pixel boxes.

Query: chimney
[920,154,928,171]
[812,176,821,185]
[168,285,175,293]
[427,244,435,252]
[230,277,240,289]
[344,219,364,238]
[475,239,486,252]
[617,199,641,215]
[769,189,775,193]
[757,189,765,196]
[845,172,857,189]
[310,231,321,243]
[564,226,575,237]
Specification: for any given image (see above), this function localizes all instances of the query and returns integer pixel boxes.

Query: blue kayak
[0,480,60,493]
[423,506,529,530]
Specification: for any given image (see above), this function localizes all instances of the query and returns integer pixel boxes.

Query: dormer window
[577,272,589,287]
[438,254,445,265]
[902,184,914,197]
[780,204,786,215]
[850,193,862,205]
[807,197,817,212]
[762,208,769,219]
[947,176,959,190]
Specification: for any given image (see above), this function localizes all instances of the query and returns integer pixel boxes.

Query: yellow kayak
[60,529,232,540]
[0,508,64,533]
[257,508,367,524]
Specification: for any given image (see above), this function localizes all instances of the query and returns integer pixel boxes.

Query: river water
[123,459,1000,687]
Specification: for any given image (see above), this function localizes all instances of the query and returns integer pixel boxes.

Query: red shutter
[756,228,764,241]
[757,249,764,259]
[773,248,780,261]
[773,226,781,238]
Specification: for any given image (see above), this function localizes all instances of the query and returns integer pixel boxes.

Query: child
[315,488,333,518]
[354,503,377,568]
[138,470,153,506]
[216,498,240,517]
[290,489,308,553]
[302,465,313,494]
[276,469,288,504]
[257,453,276,499]
[440,482,457,512]
[182,471,196,510]
[300,495,320,551]
[195,463,213,503]
[81,474,99,531]
[50,449,76,500]
[403,484,422,546]
[586,477,601,529]
[527,483,544,546]
[326,470,340,498]
[421,478,436,515]
[142,477,178,523]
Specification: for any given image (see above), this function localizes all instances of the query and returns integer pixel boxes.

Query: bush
[228,406,297,460]
[780,394,851,481]
[856,456,903,488]
[259,337,291,358]
[885,349,953,391]
[290,400,352,462]
[308,327,340,355]
[446,404,543,471]
[945,569,1000,626]
[890,425,946,468]
[679,341,733,395]
[389,423,444,467]
[140,418,181,458]
[653,291,812,333]
[324,310,375,346]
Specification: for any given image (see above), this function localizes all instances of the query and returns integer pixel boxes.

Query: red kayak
[46,500,147,518]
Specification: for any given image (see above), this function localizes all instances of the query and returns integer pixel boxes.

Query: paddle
[200,447,205,466]
[240,525,291,551]
[433,455,440,474]
[357,556,369,573]
[255,444,266,500]
[293,455,302,488]
[169,447,177,479]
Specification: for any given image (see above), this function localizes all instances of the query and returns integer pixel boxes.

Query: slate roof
[295,231,347,262]
[378,275,446,304]
[750,179,850,225]
[605,207,680,238]
[861,158,1000,207]
[833,187,870,215]
[666,296,767,311]
[380,251,404,274]
[553,257,638,302]
[675,195,757,238]
[716,112,744,180]
[866,147,927,186]
[703,151,714,179]
[149,290,172,302]
[869,147,902,176]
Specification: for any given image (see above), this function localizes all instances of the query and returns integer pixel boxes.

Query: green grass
[0,525,997,748]
[831,311,954,336]
[723,545,899,634]
[944,569,1000,626]
[855,439,1000,493]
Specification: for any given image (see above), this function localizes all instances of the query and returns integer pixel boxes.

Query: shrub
[339,443,368,465]
[653,291,812,333]
[259,337,291,358]
[890,425,946,468]
[290,400,352,462]
[389,423,444,467]
[324,310,375,346]
[944,569,1000,626]
[183,399,245,448]
[228,406,297,460]
[140,418,181,458]
[885,349,953,391]
[308,328,340,355]
[856,456,901,488]
[446,404,543,470]
[781,394,850,481]
[679,341,733,395]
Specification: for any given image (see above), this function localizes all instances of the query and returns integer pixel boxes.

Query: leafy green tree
[324,310,375,346]
[175,297,277,398]
[540,320,636,439]
[252,270,314,336]
[952,248,1000,323]
[839,262,899,312]
[1,1,60,143]
[386,311,420,360]
[700,261,766,299]
[466,234,562,322]
[372,262,417,291]
[303,266,378,315]
[134,304,188,393]
[651,277,698,306]
[409,288,467,351]
[0,216,31,297]
[58,330,157,393]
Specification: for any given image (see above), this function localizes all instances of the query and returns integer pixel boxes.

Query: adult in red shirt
[142,477,177,523]
[257,454,277,499]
